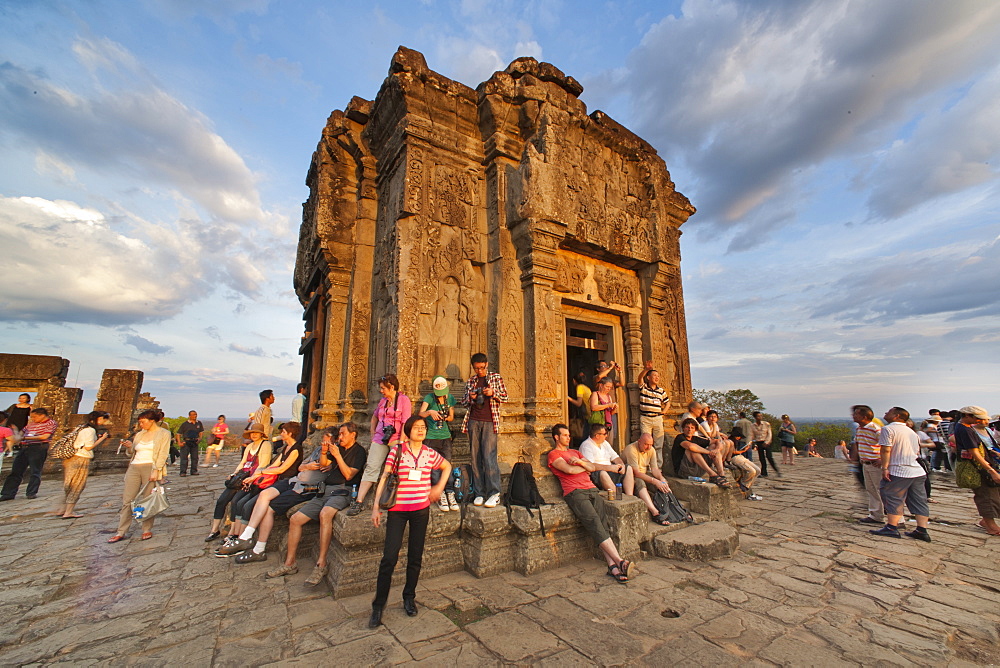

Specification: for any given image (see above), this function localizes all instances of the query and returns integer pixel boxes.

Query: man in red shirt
[1,408,58,501]
[547,423,630,583]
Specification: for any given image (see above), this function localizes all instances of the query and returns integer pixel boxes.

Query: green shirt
[421,393,456,440]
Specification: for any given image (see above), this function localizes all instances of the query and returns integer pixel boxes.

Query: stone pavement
[1,455,999,666]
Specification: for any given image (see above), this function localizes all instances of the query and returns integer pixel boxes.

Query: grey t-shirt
[291,445,326,491]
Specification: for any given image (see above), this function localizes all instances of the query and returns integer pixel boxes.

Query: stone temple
[294,47,695,490]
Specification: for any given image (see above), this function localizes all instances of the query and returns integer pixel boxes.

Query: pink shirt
[383,443,444,511]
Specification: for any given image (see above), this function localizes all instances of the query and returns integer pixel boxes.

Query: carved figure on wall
[596,270,637,308]
[554,256,586,294]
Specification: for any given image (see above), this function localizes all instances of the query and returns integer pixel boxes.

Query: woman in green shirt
[419,375,457,511]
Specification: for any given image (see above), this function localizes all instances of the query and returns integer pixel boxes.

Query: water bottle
[351,485,358,502]
[615,483,623,500]
[687,476,706,483]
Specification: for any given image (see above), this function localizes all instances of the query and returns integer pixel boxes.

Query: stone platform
[2,457,1000,665]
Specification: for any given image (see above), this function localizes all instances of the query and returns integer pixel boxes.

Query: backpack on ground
[653,490,694,524]
[49,424,88,460]
[453,463,475,530]
[504,461,548,536]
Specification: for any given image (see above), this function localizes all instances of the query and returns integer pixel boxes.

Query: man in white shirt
[579,423,634,494]
[869,407,930,542]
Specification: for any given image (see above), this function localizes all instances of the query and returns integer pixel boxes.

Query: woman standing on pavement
[954,406,1000,536]
[369,416,451,628]
[53,410,110,519]
[779,415,797,465]
[108,410,171,542]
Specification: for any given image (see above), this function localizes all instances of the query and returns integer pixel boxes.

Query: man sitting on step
[266,422,366,585]
[547,423,631,583]
[622,433,674,524]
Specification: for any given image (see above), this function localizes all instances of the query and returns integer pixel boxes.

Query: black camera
[382,423,395,440]
[474,392,486,407]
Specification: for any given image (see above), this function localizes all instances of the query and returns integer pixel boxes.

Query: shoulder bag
[49,424,88,460]
[378,444,403,510]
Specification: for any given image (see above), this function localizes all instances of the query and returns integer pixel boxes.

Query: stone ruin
[290,48,720,595]
[0,353,150,469]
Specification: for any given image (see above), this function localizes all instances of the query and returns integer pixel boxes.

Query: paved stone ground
[1,455,998,666]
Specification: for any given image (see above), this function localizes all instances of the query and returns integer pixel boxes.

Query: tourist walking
[0,407,58,501]
[369,416,451,628]
[346,374,411,515]
[419,375,458,511]
[853,404,885,525]
[176,410,203,476]
[779,415,797,465]
[52,410,110,518]
[462,353,508,507]
[204,415,228,468]
[108,410,171,542]
[953,406,1000,536]
[750,412,779,477]
[868,407,931,542]
[205,422,273,542]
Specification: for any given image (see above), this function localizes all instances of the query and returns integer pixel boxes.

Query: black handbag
[225,470,252,490]
[378,445,403,510]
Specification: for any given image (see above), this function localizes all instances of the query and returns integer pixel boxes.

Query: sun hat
[243,422,267,437]
[958,406,990,420]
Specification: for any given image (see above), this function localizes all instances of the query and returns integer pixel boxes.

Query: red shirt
[547,448,596,496]
[384,443,445,511]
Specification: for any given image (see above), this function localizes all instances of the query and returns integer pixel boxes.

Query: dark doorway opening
[566,321,611,447]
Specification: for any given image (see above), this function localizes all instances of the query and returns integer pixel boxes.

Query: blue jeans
[468,419,500,498]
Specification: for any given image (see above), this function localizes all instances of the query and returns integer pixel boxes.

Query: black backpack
[453,463,476,531]
[504,462,548,536]
[653,490,694,524]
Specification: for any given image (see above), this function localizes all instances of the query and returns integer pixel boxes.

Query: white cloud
[0,196,205,324]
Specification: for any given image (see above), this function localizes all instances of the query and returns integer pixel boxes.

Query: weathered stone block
[652,521,739,561]
[669,478,742,520]
[461,506,516,578]
[596,494,646,562]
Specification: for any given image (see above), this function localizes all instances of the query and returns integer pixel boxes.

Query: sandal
[107,535,125,543]
[653,515,671,526]
[141,532,153,541]
[619,559,631,579]
[607,563,628,584]
[711,476,731,488]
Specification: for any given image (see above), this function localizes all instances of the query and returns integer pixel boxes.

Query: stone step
[645,511,708,541]
[651,520,739,561]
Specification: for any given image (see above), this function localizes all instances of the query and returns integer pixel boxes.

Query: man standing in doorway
[462,352,508,508]
[176,411,204,476]
[1,408,58,500]
[637,360,670,467]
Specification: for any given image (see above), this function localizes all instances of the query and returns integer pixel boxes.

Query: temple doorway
[565,320,616,447]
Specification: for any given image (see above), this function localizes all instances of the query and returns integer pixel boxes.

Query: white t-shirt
[131,433,157,465]
[580,437,619,466]
[73,426,97,460]
[879,422,924,478]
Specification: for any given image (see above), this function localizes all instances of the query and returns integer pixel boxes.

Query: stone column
[93,369,143,438]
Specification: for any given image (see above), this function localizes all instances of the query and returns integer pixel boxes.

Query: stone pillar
[93,369,143,438]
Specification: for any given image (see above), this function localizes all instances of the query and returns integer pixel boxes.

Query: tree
[692,388,766,427]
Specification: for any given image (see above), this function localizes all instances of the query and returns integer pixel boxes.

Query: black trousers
[214,487,238,520]
[1,444,48,498]
[179,442,199,474]
[373,507,430,608]
[754,441,779,476]
[169,445,180,464]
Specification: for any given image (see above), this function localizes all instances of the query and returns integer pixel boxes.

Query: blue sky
[1,0,998,420]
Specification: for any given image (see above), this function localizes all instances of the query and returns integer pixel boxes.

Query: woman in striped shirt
[369,416,451,628]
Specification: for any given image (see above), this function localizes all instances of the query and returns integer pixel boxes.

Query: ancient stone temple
[295,46,694,476]
[292,47,702,595]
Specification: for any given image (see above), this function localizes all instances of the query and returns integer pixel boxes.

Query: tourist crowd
[3,375,998,628]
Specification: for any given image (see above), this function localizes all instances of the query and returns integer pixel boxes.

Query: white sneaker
[446,491,459,511]
[438,496,451,511]
[748,493,763,501]
[473,496,485,506]
[484,493,501,508]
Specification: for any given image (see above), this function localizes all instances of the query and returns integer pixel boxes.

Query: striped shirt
[384,443,445,511]
[639,384,668,417]
[855,422,881,462]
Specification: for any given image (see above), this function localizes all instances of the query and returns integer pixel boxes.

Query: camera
[381,423,395,441]
[474,392,486,407]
